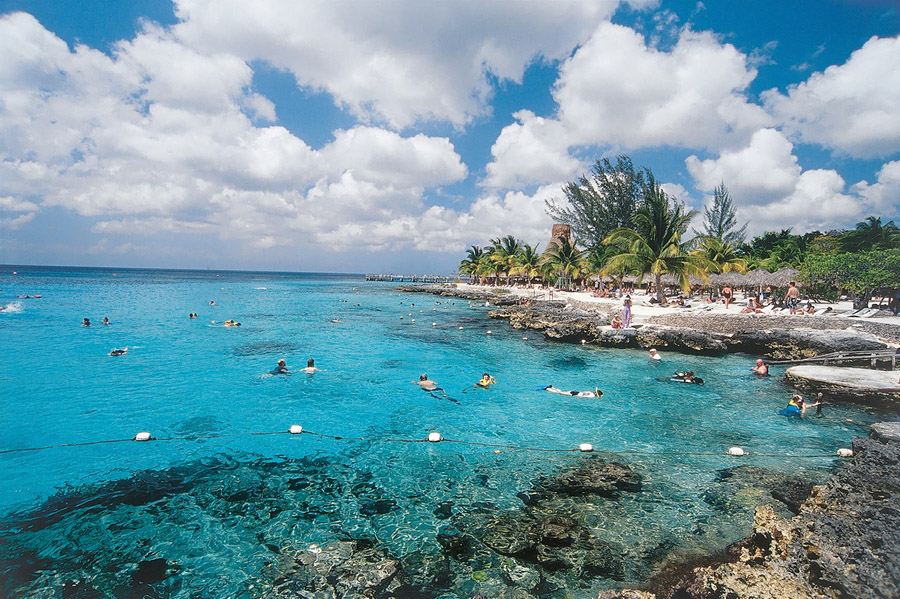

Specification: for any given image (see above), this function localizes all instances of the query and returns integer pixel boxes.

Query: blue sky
[1,0,898,273]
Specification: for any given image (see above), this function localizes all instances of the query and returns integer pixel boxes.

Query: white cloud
[171,0,637,129]
[484,21,772,189]
[852,160,900,216]
[763,35,900,158]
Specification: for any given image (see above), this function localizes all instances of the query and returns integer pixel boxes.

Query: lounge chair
[855,308,880,318]
[813,307,831,316]
[836,309,862,317]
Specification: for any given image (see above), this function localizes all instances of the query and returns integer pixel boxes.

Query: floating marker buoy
[458,326,463,330]
[487,330,492,335]
[289,425,303,434]
[427,432,442,442]
[579,443,594,452]
[581,339,587,345]
[522,337,528,340]
[485,302,490,306]
[727,446,745,456]
[432,322,437,326]
[836,448,853,457]
[134,432,152,442]
[411,319,416,322]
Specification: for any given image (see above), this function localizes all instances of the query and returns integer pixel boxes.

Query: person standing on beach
[622,295,633,328]
[721,285,733,309]
[785,281,801,314]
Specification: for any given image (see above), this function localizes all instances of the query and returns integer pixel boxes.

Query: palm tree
[489,235,523,285]
[841,216,900,252]
[511,243,542,286]
[603,183,711,303]
[541,236,586,290]
[693,236,747,274]
[459,246,483,279]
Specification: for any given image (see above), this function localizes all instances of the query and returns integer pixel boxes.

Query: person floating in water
[414,374,457,402]
[209,301,216,306]
[751,359,769,376]
[648,348,661,361]
[82,318,91,327]
[779,394,820,418]
[670,371,704,385]
[476,373,496,387]
[270,359,290,375]
[301,358,321,374]
[542,385,603,398]
[189,313,197,319]
[223,319,241,326]
[102,316,110,325]
[108,347,128,356]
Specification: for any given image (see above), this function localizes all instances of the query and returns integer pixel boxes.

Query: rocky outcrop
[398,284,521,305]
[491,302,610,342]
[784,365,900,405]
[600,428,900,599]
[731,327,890,360]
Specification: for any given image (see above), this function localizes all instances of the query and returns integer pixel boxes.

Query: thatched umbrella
[770,267,801,288]
[745,269,772,287]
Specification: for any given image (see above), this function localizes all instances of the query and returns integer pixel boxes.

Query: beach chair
[855,308,880,318]
[812,308,831,316]
[837,309,862,317]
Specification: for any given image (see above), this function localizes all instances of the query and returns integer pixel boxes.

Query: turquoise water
[0,266,879,598]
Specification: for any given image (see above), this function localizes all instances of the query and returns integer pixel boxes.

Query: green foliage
[541,235,586,290]
[603,182,710,302]
[740,229,808,269]
[546,155,647,249]
[839,216,900,252]
[696,182,747,246]
[693,237,747,273]
[489,235,523,282]
[510,243,541,282]
[801,249,900,308]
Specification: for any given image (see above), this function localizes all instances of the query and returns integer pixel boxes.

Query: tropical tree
[511,243,542,285]
[546,155,646,249]
[693,236,747,274]
[489,235,523,284]
[458,245,484,281]
[740,229,807,269]
[801,249,900,309]
[603,182,711,303]
[694,182,748,246]
[541,236,586,290]
[839,216,900,252]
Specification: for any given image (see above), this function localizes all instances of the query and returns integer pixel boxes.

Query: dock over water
[365,274,465,283]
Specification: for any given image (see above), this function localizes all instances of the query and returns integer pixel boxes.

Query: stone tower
[547,224,572,249]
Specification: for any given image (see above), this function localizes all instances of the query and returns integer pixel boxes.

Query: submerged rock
[525,456,643,501]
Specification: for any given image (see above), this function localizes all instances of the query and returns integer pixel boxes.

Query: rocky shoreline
[398,284,897,361]
[600,423,900,599]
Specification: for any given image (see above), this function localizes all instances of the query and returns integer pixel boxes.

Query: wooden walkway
[769,349,899,368]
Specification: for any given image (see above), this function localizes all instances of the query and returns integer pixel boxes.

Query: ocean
[0,266,878,598]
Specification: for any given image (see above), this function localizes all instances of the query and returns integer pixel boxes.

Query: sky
[0,0,898,274]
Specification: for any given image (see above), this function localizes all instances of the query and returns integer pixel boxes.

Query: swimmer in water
[109,347,128,356]
[671,371,704,384]
[102,316,110,325]
[476,373,496,387]
[82,318,91,327]
[301,358,321,374]
[542,385,603,398]
[649,348,661,361]
[209,301,216,306]
[223,319,241,327]
[270,359,290,375]
[413,374,456,402]
[779,394,820,418]
[751,358,769,376]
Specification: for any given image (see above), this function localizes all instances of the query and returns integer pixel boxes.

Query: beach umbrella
[770,267,801,287]
[745,268,772,287]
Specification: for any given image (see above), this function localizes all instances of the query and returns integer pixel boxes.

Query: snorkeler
[413,374,457,402]
[82,318,91,326]
[778,394,820,418]
[670,371,704,385]
[270,359,290,375]
[102,316,110,325]
[542,385,603,398]
[476,373,496,387]
[108,347,128,356]
[301,358,321,374]
[223,319,241,326]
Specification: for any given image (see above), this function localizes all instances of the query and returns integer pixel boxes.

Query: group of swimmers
[269,358,321,376]
[82,316,111,326]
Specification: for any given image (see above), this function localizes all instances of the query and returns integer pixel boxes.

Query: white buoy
[411,319,416,322]
[458,326,464,330]
[522,337,528,340]
[581,339,587,345]
[836,448,854,457]
[485,302,490,306]
[727,446,745,456]
[487,330,492,335]
[432,322,437,326]
[289,425,303,434]
[578,443,594,452]
[134,432,152,442]
[427,432,443,442]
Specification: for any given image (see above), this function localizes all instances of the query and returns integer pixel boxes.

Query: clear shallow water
[0,266,879,598]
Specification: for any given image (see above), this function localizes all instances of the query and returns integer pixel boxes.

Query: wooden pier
[365,274,467,283]
[769,349,899,369]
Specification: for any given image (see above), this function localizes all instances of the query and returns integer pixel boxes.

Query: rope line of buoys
[0,427,854,459]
